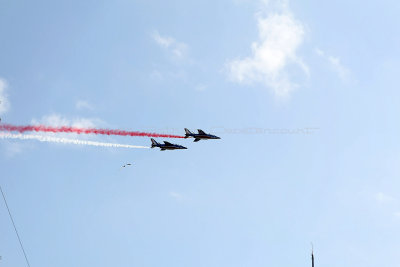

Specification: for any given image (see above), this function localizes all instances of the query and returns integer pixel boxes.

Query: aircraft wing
[194,138,201,142]
[163,141,173,145]
[197,129,206,135]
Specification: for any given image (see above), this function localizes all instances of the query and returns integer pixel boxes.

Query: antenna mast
[311,243,314,267]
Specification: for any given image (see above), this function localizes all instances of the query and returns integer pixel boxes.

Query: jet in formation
[151,138,187,151]
[184,128,220,142]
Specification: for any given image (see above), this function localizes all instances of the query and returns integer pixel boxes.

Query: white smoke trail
[0,133,149,149]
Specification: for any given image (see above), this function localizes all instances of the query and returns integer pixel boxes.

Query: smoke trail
[0,124,185,138]
[0,133,150,149]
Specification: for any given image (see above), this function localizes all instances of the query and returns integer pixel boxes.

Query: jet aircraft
[184,128,220,142]
[151,138,187,151]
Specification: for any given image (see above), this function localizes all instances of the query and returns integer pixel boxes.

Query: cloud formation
[227,1,308,97]
[316,48,350,82]
[31,114,104,139]
[32,114,100,128]
[152,31,188,60]
[0,78,10,115]
[75,100,94,111]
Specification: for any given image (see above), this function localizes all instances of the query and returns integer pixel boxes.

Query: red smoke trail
[0,124,185,139]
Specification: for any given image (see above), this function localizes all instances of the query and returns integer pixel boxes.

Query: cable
[0,186,31,267]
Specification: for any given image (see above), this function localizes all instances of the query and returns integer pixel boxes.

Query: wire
[0,186,31,267]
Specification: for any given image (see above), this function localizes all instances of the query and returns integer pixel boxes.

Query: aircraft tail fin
[184,128,192,136]
[151,138,159,148]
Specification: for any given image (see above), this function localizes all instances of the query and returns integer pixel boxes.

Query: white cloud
[227,1,308,98]
[152,32,174,48]
[75,100,94,111]
[316,48,350,82]
[31,114,104,139]
[375,192,396,204]
[0,78,10,115]
[32,114,70,127]
[152,31,188,60]
[32,114,100,128]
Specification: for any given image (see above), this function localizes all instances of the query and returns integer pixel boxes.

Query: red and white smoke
[0,124,185,139]
[0,133,150,149]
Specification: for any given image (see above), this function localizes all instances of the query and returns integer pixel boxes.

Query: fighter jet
[184,128,221,142]
[151,138,187,151]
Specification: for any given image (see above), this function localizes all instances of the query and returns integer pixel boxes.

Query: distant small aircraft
[184,128,220,142]
[151,138,187,151]
[122,163,132,168]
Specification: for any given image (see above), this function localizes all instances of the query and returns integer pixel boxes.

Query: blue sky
[1,0,400,266]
